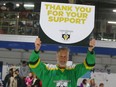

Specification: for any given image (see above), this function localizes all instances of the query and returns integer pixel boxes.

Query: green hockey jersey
[29,50,95,87]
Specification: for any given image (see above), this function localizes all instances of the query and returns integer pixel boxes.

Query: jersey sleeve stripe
[29,58,40,68]
[83,60,94,70]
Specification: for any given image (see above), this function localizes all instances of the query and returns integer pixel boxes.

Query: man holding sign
[28,37,96,87]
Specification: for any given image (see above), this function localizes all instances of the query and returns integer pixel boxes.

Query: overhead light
[16,3,34,8]
[108,21,116,24]
[16,4,19,7]
[3,3,6,5]
[113,9,116,12]
[24,4,34,8]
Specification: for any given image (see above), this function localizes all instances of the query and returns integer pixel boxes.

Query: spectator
[25,72,33,87]
[4,68,13,87]
[32,74,42,87]
[80,79,87,87]
[80,79,90,87]
[9,71,17,87]
[19,61,30,87]
[20,61,30,78]
[15,69,22,87]
[90,79,97,87]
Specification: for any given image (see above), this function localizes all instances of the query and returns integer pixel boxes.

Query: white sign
[40,2,95,44]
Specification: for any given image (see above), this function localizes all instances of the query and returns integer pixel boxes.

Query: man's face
[22,63,26,67]
[15,71,19,75]
[57,50,69,68]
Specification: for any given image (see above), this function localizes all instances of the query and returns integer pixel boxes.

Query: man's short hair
[57,47,70,53]
[9,68,13,72]
[99,83,104,86]
[22,61,27,64]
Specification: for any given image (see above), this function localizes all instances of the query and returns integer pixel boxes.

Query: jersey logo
[66,64,76,70]
[54,80,70,87]
[45,64,58,70]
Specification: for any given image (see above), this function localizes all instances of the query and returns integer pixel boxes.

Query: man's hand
[88,38,96,52]
[35,38,41,52]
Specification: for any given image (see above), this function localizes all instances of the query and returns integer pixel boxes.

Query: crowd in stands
[3,61,42,87]
[80,78,104,87]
